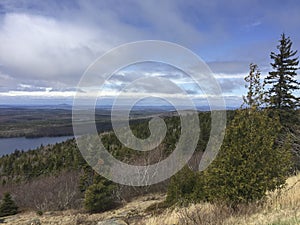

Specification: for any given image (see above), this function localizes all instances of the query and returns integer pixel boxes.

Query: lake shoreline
[0,136,74,156]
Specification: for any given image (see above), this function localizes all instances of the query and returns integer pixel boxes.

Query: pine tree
[264,33,300,109]
[0,193,18,217]
[243,63,264,108]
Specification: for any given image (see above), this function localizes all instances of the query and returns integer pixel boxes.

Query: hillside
[1,173,299,225]
[0,109,299,225]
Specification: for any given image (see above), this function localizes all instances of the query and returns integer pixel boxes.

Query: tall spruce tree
[264,33,300,109]
[243,63,264,108]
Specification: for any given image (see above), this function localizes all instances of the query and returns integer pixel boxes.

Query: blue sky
[0,0,299,107]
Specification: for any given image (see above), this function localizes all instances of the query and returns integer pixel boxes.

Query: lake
[0,136,74,156]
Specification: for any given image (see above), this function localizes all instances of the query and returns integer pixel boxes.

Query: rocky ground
[0,194,166,225]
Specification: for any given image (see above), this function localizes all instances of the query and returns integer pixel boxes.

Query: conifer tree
[84,178,117,213]
[243,63,264,108]
[0,193,18,217]
[264,33,300,109]
[203,108,292,205]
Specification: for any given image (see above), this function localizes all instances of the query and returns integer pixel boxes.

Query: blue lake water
[0,136,74,156]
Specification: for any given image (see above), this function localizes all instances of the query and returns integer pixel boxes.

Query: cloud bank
[0,0,299,105]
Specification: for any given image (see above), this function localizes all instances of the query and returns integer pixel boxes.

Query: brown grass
[2,174,300,225]
[144,173,300,225]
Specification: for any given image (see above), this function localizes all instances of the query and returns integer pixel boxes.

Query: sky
[0,0,299,107]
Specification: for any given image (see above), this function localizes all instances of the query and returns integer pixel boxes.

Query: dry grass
[144,173,300,225]
[3,174,300,225]
[2,193,166,225]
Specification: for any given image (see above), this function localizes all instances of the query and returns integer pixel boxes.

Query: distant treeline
[0,107,165,138]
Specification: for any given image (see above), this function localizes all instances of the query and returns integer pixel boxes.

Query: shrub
[0,192,18,217]
[11,170,81,211]
[166,109,292,207]
[204,109,291,205]
[36,210,43,216]
[84,178,117,213]
[166,166,204,206]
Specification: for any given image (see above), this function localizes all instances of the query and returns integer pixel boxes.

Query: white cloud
[0,0,299,106]
[0,90,76,98]
[0,13,119,83]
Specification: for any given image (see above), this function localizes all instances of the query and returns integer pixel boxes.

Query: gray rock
[26,218,41,225]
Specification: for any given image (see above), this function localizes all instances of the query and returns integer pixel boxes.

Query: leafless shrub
[0,170,83,211]
[114,146,169,201]
[187,151,203,171]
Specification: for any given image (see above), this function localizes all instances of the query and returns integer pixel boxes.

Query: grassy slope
[145,173,300,225]
[1,173,299,225]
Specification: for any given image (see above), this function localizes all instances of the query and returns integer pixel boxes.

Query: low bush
[84,178,118,213]
[0,192,18,217]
